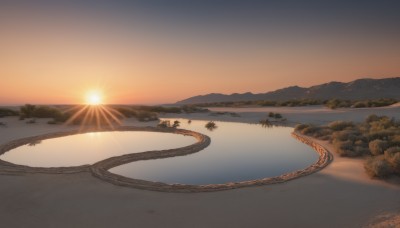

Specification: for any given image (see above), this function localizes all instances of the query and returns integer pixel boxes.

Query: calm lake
[110,119,319,185]
[0,131,196,167]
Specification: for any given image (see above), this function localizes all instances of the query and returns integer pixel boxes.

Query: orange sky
[1,2,400,105]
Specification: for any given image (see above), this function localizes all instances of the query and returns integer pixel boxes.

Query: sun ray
[99,106,122,125]
[98,107,115,129]
[64,105,89,126]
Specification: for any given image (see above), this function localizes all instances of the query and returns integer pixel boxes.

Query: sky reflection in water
[1,131,196,167]
[110,119,318,185]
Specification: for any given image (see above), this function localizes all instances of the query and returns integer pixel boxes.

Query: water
[110,119,319,185]
[0,131,196,167]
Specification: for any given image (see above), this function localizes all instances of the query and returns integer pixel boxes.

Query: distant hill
[176,77,400,104]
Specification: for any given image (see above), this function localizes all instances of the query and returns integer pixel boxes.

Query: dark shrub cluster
[205,121,217,131]
[325,98,397,109]
[298,114,400,178]
[0,108,19,117]
[19,104,68,123]
[295,124,332,141]
[190,98,397,109]
[268,112,282,119]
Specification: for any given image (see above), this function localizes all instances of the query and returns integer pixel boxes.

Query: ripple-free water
[0,131,196,167]
[110,119,319,185]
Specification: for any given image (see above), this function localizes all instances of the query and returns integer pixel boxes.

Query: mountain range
[176,77,400,104]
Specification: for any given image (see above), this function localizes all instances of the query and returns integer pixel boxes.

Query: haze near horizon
[1,0,400,105]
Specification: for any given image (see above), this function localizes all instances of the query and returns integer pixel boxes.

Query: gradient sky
[1,0,400,105]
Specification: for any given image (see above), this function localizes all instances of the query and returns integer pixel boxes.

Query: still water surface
[1,131,196,167]
[110,119,318,185]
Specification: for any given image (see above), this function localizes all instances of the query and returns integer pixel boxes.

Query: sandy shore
[0,106,399,228]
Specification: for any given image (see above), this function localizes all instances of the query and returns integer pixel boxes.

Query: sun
[85,91,103,105]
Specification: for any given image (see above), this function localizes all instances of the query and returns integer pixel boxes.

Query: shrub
[331,130,361,142]
[20,104,36,118]
[259,119,272,128]
[301,126,321,136]
[384,147,400,173]
[274,113,283,119]
[157,120,171,128]
[333,140,363,157]
[368,139,389,155]
[364,156,392,178]
[328,121,354,131]
[135,111,158,122]
[366,114,380,123]
[295,124,309,131]
[0,108,18,117]
[172,120,180,128]
[33,106,63,119]
[205,121,217,131]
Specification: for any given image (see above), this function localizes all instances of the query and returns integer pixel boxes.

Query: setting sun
[86,91,102,105]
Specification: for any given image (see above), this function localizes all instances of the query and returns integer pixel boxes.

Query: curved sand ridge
[0,127,332,192]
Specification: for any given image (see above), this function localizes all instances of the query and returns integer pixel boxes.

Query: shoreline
[0,122,332,192]
[0,106,399,227]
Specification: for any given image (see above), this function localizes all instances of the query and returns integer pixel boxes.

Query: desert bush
[135,111,158,122]
[157,120,171,128]
[333,140,364,157]
[259,119,273,128]
[20,104,36,118]
[32,106,63,119]
[364,156,392,178]
[172,120,180,128]
[384,147,400,173]
[331,130,361,142]
[0,108,18,117]
[295,124,309,131]
[205,121,217,131]
[390,135,400,146]
[368,139,389,155]
[301,126,321,136]
[268,112,283,119]
[353,101,367,108]
[365,114,380,123]
[328,121,354,131]
[366,130,395,141]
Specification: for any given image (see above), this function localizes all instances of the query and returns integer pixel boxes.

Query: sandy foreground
[0,106,399,228]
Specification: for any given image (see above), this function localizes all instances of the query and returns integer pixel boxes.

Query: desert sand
[0,105,399,228]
